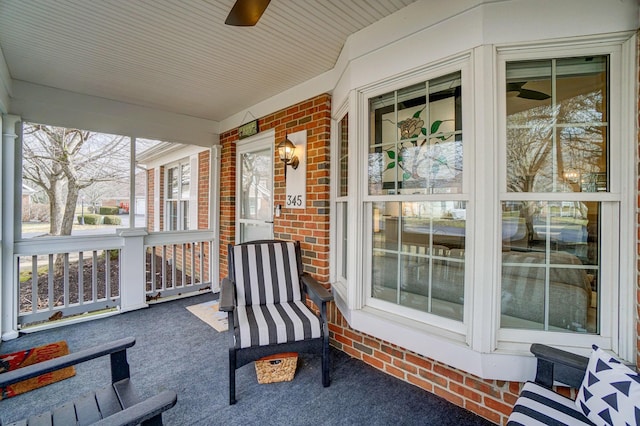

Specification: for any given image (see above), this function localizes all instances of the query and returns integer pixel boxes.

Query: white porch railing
[14,236,123,329]
[144,231,214,301]
[12,230,215,330]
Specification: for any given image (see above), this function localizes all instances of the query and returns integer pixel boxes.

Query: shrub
[99,206,119,215]
[103,215,122,225]
[78,214,102,225]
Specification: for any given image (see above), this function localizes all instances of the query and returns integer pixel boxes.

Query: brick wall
[219,94,331,282]
[147,169,155,231]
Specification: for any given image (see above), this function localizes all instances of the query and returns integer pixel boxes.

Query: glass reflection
[500,201,599,333]
[506,56,608,193]
[371,201,466,321]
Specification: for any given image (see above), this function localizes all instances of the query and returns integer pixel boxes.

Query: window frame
[358,54,474,337]
[330,102,351,302]
[494,37,633,356]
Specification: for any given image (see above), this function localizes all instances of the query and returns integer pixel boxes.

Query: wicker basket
[255,352,298,384]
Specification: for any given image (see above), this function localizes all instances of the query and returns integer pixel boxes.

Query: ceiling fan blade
[225,0,271,26]
[517,88,550,101]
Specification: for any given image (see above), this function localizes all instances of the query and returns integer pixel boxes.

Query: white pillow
[575,345,640,426]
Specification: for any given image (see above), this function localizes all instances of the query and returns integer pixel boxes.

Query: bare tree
[22,123,129,236]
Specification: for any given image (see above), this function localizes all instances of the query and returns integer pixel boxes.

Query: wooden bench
[0,336,177,426]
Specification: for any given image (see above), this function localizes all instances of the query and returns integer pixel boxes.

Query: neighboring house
[136,141,211,233]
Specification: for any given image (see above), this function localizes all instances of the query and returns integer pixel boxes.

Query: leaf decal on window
[386,150,396,159]
[431,120,444,134]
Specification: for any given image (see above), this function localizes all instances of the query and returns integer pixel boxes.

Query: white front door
[236,131,274,243]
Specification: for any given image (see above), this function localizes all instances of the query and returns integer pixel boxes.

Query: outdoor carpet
[187,299,229,332]
[0,341,75,400]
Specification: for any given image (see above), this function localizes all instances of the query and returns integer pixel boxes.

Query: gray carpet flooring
[0,292,494,425]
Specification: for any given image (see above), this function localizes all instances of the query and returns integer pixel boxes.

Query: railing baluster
[162,245,167,291]
[191,242,196,285]
[31,255,38,313]
[63,253,70,308]
[92,250,98,303]
[181,243,186,287]
[171,244,177,288]
[48,254,54,311]
[105,250,110,301]
[150,246,156,291]
[78,251,84,305]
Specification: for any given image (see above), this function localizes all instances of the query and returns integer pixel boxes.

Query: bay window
[366,68,468,325]
[333,33,634,374]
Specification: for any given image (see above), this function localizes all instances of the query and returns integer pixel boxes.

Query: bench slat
[95,385,123,418]
[24,413,51,426]
[52,401,76,425]
[113,378,142,409]
[74,390,103,426]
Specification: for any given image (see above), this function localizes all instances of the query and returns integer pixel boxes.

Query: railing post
[117,228,149,312]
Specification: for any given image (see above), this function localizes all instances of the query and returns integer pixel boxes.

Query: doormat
[0,341,76,400]
[187,300,228,332]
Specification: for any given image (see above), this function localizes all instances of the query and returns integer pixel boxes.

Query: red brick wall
[219,94,331,282]
[147,169,155,231]
[198,150,210,230]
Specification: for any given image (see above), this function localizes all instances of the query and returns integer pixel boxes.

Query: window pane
[500,201,599,333]
[369,72,462,195]
[339,115,349,197]
[506,56,608,193]
[181,162,190,199]
[240,149,272,221]
[340,203,348,279]
[168,166,179,199]
[371,201,466,321]
[182,200,189,230]
[168,200,178,231]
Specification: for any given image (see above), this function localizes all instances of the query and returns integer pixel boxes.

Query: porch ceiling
[0,0,417,123]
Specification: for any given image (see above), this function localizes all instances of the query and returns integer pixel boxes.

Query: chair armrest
[219,277,236,312]
[0,336,136,388]
[530,343,589,389]
[301,273,333,308]
[92,390,177,426]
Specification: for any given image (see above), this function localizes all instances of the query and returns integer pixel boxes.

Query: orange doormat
[0,341,75,400]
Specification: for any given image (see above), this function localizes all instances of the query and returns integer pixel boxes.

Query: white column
[1,114,20,341]
[117,228,149,312]
[210,145,221,292]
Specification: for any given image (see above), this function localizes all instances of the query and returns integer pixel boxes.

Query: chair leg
[322,336,330,387]
[229,349,237,405]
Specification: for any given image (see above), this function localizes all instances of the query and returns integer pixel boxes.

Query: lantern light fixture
[277,135,299,178]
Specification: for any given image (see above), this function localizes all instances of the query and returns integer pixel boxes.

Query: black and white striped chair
[219,240,333,404]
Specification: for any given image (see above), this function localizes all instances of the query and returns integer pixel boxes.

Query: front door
[236,131,274,243]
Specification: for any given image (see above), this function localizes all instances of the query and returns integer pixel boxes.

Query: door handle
[265,221,274,224]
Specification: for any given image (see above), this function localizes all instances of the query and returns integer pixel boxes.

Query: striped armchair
[219,240,333,404]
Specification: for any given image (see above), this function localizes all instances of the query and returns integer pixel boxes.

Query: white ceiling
[0,0,417,123]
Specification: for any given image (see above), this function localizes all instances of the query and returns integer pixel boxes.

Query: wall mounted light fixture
[277,135,299,178]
